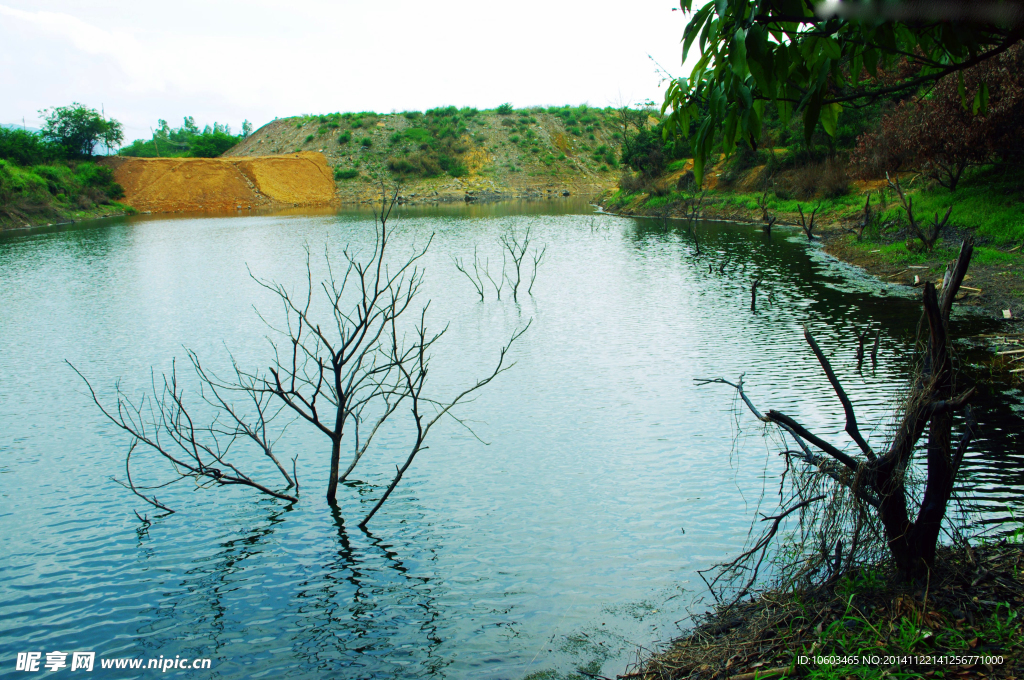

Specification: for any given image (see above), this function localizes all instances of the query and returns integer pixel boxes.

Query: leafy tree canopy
[662,0,1024,182]
[40,103,123,158]
[119,117,245,158]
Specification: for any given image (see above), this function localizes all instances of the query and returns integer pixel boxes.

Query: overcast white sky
[0,1,696,144]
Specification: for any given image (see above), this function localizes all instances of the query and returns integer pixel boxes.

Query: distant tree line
[119,117,252,158]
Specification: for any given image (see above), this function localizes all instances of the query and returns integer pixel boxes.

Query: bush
[0,159,124,223]
[334,168,359,180]
[189,131,239,158]
[437,154,467,177]
[619,170,645,194]
[496,103,514,115]
[305,134,314,143]
[0,128,64,165]
[791,159,850,199]
[821,159,850,198]
[359,137,372,148]
[338,131,352,145]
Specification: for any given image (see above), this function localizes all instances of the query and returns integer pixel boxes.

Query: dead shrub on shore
[791,159,850,200]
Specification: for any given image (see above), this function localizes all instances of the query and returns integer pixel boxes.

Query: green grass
[882,166,1024,245]
[1,159,127,225]
[974,246,1022,266]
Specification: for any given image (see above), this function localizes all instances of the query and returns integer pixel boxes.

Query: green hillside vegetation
[231,105,631,194]
[119,117,252,158]
[1,104,130,227]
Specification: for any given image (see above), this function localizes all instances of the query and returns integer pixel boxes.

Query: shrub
[850,43,1024,190]
[619,170,645,194]
[359,137,372,148]
[496,103,514,115]
[821,158,850,198]
[334,168,359,180]
[338,131,352,144]
[403,111,422,120]
[437,154,467,177]
[305,134,314,143]
[189,131,239,158]
[0,128,64,165]
[386,158,418,176]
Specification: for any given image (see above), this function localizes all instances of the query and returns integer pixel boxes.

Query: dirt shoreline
[634,542,1023,680]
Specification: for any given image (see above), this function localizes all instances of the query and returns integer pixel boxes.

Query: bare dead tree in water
[76,185,528,521]
[682,187,707,256]
[756,184,776,237]
[452,247,487,301]
[359,316,530,528]
[500,224,546,302]
[797,202,818,240]
[528,244,547,295]
[697,239,977,600]
[855,327,873,365]
[500,225,530,302]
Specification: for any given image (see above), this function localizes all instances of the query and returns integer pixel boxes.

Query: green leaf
[822,36,841,60]
[745,23,767,62]
[730,29,748,78]
[863,46,878,77]
[723,106,738,155]
[819,102,841,138]
[973,80,989,116]
[747,100,763,141]
[777,98,793,127]
[803,89,823,143]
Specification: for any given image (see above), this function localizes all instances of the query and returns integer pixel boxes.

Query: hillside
[224,106,625,204]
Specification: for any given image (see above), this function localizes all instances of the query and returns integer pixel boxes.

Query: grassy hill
[225,105,626,204]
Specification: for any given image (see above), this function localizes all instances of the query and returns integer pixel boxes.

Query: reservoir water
[1,201,1021,679]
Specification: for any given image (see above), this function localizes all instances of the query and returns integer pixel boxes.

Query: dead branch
[452,246,486,301]
[797,203,818,240]
[887,174,950,252]
[70,360,298,509]
[359,319,531,528]
[694,238,977,597]
[500,224,531,302]
[528,244,547,295]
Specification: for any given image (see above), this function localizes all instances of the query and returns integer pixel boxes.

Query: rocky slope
[224,107,625,205]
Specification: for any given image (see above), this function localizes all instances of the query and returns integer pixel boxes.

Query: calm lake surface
[1,201,1022,679]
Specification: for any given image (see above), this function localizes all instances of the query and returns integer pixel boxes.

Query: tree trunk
[327,435,341,504]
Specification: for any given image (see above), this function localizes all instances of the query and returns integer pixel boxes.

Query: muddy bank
[103,152,337,214]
